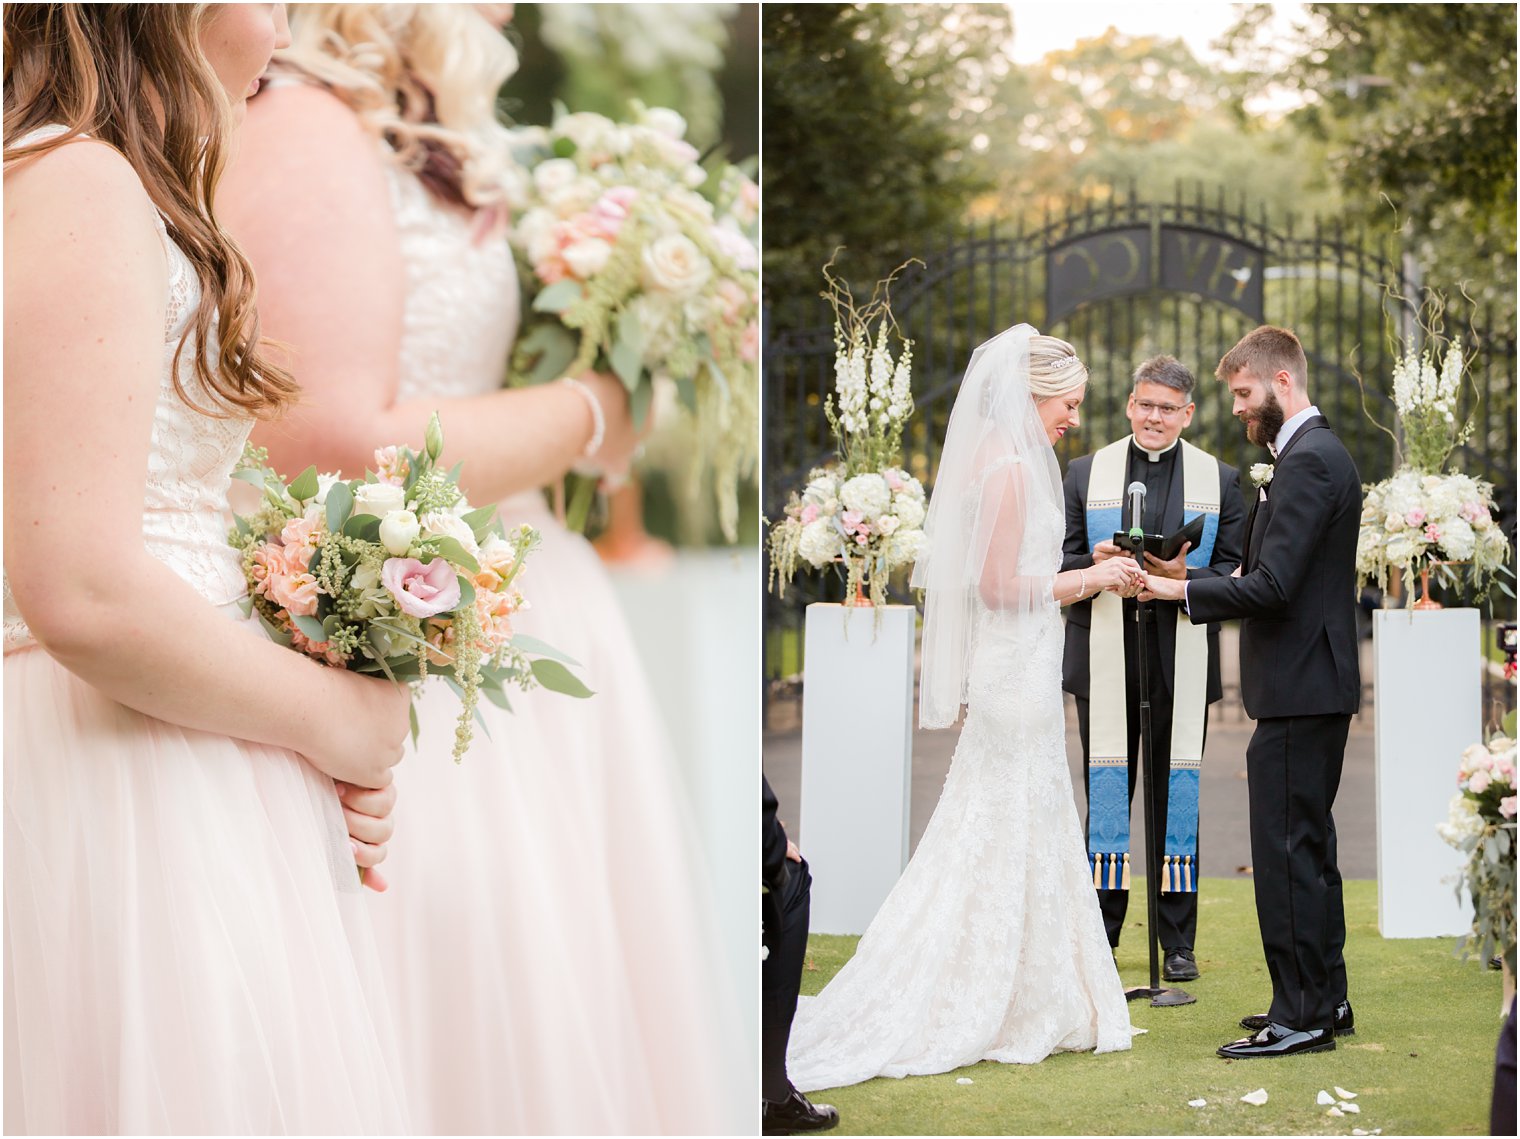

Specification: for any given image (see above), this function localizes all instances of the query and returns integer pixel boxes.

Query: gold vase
[1412,564,1443,610]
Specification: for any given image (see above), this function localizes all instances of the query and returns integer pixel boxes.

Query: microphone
[1127,481,1147,536]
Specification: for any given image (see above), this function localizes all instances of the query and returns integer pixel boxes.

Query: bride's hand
[1088,557,1142,596]
[337,781,396,892]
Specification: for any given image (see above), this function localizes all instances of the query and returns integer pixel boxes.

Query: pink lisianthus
[1406,508,1427,527]
[382,557,462,618]
[1469,769,1493,795]
[1501,795,1517,819]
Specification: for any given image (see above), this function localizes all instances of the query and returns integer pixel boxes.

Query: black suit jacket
[1185,417,1361,719]
[762,776,788,946]
[1061,442,1247,702]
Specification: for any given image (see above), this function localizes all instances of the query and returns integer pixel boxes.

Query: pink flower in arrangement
[474,590,517,651]
[382,557,462,618]
[855,533,870,546]
[1406,508,1427,527]
[1424,524,1443,545]
[800,504,820,526]
[266,569,321,618]
[1469,769,1493,795]
[740,321,759,364]
[278,515,322,558]
[841,510,864,529]
[289,624,347,667]
[1461,502,1487,524]
[884,470,905,492]
[373,445,409,487]
[1501,796,1517,819]
[589,186,638,235]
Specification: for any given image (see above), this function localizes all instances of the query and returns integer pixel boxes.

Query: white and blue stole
[1083,436,1219,893]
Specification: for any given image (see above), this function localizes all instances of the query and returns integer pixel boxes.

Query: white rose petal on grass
[1187,1098,1207,1108]
[1316,1090,1336,1106]
[1334,1086,1358,1100]
[955,1078,974,1086]
[1340,1102,1361,1114]
[1239,1088,1269,1106]
[1328,1107,1345,1118]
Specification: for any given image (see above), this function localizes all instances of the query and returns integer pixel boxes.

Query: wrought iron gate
[763,186,1518,691]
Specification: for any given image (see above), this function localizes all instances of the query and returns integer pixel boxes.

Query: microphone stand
[1123,492,1195,1009]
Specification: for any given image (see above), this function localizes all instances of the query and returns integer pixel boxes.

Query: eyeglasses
[1133,399,1189,419]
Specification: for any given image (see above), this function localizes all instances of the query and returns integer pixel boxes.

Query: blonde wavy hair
[3,3,297,418]
[1028,334,1088,397]
[276,3,518,209]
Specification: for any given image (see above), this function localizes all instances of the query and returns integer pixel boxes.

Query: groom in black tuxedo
[1141,326,1361,1058]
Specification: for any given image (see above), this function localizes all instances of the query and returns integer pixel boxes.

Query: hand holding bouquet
[506,104,759,539]
[229,413,591,764]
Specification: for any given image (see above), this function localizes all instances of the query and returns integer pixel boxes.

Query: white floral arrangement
[768,260,924,608]
[1356,332,1512,601]
[1438,732,1516,968]
[505,103,758,539]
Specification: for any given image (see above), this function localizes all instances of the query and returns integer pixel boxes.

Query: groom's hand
[1143,542,1190,581]
[1138,573,1186,603]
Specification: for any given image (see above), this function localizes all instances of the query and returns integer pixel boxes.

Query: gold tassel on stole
[1120,852,1131,890]
[1093,856,1102,889]
[1184,855,1193,892]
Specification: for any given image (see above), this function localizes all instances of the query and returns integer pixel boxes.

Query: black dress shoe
[1163,948,1199,982]
[1217,1022,1336,1059]
[763,1089,840,1135]
[1240,999,1354,1037]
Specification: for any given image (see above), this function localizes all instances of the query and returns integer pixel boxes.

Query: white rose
[840,473,892,519]
[893,493,926,529]
[562,236,613,279]
[1384,511,1405,532]
[420,510,480,557]
[641,233,712,297]
[354,482,407,518]
[557,112,614,154]
[797,518,839,568]
[379,510,421,556]
[642,107,688,139]
[531,158,579,197]
[877,514,901,536]
[713,223,759,272]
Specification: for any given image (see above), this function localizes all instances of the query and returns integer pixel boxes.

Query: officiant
[1060,355,1247,981]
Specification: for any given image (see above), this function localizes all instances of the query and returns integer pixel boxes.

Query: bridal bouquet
[228,414,591,763]
[1437,731,1516,968]
[768,261,926,608]
[1356,333,1512,601]
[506,103,759,540]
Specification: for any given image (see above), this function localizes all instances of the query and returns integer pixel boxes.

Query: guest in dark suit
[1142,326,1361,1058]
[1061,355,1246,983]
[762,776,838,1135]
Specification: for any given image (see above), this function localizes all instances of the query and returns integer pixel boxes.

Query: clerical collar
[1130,435,1180,464]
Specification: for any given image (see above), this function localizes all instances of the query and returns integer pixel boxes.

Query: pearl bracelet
[1078,568,1087,599]
[558,376,605,459]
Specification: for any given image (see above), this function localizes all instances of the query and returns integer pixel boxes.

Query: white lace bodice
[4,127,252,653]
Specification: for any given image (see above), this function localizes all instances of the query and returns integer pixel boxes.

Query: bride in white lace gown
[787,326,1141,1092]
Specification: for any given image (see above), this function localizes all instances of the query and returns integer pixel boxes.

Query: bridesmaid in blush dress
[219,4,749,1133]
[3,5,412,1133]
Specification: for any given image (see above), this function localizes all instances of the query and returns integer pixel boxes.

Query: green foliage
[761,4,1007,302]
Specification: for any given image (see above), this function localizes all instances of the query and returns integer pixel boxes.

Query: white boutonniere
[1249,462,1274,488]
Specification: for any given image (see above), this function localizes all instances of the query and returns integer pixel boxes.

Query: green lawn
[798,878,1506,1135]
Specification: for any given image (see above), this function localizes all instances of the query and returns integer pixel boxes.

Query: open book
[1111,512,1205,561]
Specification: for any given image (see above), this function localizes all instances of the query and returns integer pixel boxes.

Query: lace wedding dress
[786,452,1133,1092]
[359,156,746,1134]
[3,127,408,1133]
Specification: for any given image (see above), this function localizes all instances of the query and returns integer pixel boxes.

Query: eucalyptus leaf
[431,537,480,575]
[517,322,579,385]
[343,514,382,543]
[232,468,268,490]
[532,279,585,315]
[675,376,698,414]
[629,378,654,430]
[705,355,732,402]
[616,305,647,356]
[509,633,581,668]
[288,465,320,502]
[291,614,327,642]
[258,612,293,647]
[609,334,643,390]
[456,576,476,607]
[325,480,353,531]
[408,699,420,746]
[530,657,594,699]
[482,683,513,712]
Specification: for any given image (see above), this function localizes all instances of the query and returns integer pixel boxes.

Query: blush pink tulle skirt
[3,617,410,1134]
[364,494,748,1135]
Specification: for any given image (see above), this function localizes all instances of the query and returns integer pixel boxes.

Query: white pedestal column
[799,602,917,935]
[1373,608,1480,938]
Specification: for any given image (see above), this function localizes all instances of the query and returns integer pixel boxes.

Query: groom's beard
[1244,388,1286,449]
